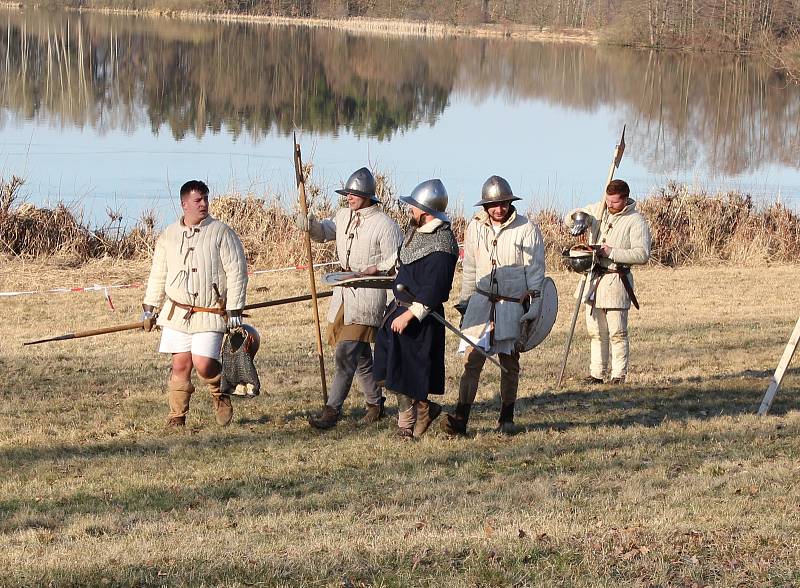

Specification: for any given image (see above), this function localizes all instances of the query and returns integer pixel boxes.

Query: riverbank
[2,175,799,268]
[1,260,799,585]
[3,2,598,44]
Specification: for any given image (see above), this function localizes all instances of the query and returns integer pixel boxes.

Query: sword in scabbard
[23,318,156,346]
[395,284,507,374]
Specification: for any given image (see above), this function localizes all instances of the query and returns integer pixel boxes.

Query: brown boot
[441,402,471,437]
[413,399,442,438]
[309,405,340,429]
[166,380,194,427]
[203,374,233,427]
[361,397,386,424]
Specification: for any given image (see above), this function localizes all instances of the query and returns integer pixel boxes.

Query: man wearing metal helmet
[295,167,402,429]
[566,179,652,385]
[373,179,460,439]
[142,180,248,428]
[441,175,545,436]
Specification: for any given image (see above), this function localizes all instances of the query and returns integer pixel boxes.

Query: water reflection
[1,9,798,180]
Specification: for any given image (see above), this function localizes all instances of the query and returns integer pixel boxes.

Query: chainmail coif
[399,224,460,266]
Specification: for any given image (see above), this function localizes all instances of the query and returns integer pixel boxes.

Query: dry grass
[0,259,799,586]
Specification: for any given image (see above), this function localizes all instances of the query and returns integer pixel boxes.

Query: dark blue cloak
[374,250,458,400]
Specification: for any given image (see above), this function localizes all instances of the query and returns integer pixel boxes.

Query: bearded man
[566,179,651,385]
[373,179,460,440]
[143,180,248,427]
[441,175,545,436]
[296,168,402,428]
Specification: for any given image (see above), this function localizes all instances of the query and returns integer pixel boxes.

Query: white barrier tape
[0,282,141,297]
[0,246,465,298]
[248,261,339,276]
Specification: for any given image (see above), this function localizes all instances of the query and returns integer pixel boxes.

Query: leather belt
[587,266,639,310]
[167,297,227,320]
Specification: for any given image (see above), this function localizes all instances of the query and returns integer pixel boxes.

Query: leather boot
[203,374,233,427]
[361,397,385,424]
[413,399,441,438]
[166,380,194,427]
[440,402,471,436]
[497,402,522,435]
[309,405,340,429]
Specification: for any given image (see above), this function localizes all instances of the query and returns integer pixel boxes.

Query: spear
[294,133,328,404]
[556,125,626,388]
[22,292,334,346]
[23,318,155,346]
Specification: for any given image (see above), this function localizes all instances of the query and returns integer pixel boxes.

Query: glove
[570,211,591,237]
[294,211,315,232]
[454,300,469,317]
[519,297,541,324]
[227,310,243,330]
[141,304,156,332]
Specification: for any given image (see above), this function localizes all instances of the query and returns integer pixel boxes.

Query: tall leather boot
[441,402,471,436]
[203,374,233,427]
[497,352,522,435]
[414,398,442,438]
[497,402,522,435]
[167,380,194,427]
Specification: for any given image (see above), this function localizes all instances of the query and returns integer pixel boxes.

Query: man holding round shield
[441,175,546,436]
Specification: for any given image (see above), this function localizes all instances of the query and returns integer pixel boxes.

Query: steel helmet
[562,244,595,273]
[335,167,378,202]
[475,175,521,206]
[399,179,449,222]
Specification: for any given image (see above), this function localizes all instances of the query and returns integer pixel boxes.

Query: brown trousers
[458,347,520,406]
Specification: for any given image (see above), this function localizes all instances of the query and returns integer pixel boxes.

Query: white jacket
[460,208,545,344]
[310,204,402,327]
[567,199,651,309]
[144,216,248,334]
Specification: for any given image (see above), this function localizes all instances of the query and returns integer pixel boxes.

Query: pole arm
[294,134,328,403]
[23,319,152,346]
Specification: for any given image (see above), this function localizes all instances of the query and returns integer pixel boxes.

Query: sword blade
[427,310,508,374]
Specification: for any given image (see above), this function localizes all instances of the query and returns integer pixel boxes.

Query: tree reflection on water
[1,9,798,176]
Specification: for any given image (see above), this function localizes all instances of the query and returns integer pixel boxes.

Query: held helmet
[562,244,595,273]
[399,179,449,222]
[335,167,378,202]
[474,175,521,206]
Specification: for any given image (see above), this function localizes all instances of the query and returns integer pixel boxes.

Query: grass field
[1,259,799,587]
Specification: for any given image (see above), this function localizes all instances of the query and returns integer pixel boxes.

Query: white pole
[758,313,800,416]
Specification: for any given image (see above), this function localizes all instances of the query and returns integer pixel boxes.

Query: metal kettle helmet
[399,179,449,222]
[475,175,521,207]
[335,167,378,202]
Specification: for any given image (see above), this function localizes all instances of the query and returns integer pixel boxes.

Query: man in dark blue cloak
[374,179,460,439]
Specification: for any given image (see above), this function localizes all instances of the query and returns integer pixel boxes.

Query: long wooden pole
[294,134,328,403]
[244,291,332,312]
[758,313,800,415]
[556,125,626,387]
[23,320,151,346]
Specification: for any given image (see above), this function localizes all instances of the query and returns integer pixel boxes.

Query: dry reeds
[0,175,157,260]
[3,173,800,268]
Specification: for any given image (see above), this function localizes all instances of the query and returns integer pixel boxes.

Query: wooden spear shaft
[294,134,328,404]
[23,320,150,346]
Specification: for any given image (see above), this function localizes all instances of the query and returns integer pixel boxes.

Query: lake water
[1,9,799,227]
